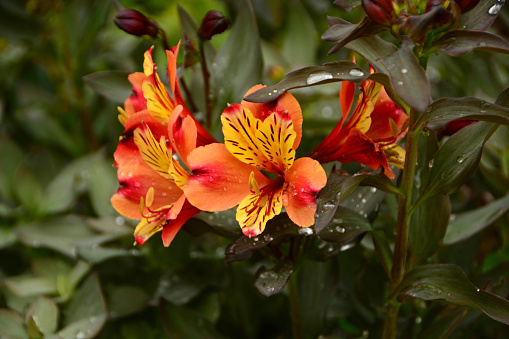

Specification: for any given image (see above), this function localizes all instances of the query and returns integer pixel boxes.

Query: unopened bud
[114,9,159,38]
[439,119,477,138]
[362,0,396,26]
[198,10,231,40]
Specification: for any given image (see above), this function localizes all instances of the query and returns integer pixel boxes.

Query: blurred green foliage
[1,0,509,338]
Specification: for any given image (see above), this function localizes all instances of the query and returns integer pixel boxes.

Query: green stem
[288,273,302,339]
[199,40,213,129]
[383,109,420,339]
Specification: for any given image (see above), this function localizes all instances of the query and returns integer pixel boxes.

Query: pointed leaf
[371,229,393,276]
[460,0,505,31]
[243,61,368,103]
[83,71,132,103]
[436,30,509,56]
[345,35,398,73]
[417,97,509,131]
[380,37,432,113]
[333,0,361,12]
[326,18,386,55]
[421,122,496,197]
[318,206,372,244]
[0,309,27,339]
[213,0,262,108]
[282,0,317,66]
[254,261,294,297]
[444,193,509,245]
[26,297,59,335]
[396,264,509,325]
[107,286,150,319]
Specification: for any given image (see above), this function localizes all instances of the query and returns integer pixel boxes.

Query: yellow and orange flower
[183,86,327,237]
[309,75,408,179]
[111,43,215,246]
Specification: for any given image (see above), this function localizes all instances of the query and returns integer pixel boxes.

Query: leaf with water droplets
[318,206,371,244]
[380,37,432,113]
[417,97,509,131]
[323,17,385,55]
[242,61,368,103]
[26,297,59,335]
[444,193,509,245]
[436,30,509,57]
[419,122,496,198]
[395,264,509,325]
[346,36,398,73]
[460,0,505,31]
[225,214,300,257]
[254,262,294,297]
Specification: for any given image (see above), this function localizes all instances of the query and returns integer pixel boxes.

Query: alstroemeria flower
[111,43,215,246]
[309,75,408,179]
[183,87,327,237]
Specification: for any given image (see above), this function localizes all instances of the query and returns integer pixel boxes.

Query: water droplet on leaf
[298,228,314,236]
[348,68,365,77]
[306,71,334,85]
[488,3,503,15]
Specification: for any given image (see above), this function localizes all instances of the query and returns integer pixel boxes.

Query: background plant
[1,0,509,338]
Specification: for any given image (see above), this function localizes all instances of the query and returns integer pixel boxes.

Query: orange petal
[168,105,196,166]
[340,81,355,123]
[242,85,303,149]
[161,200,200,247]
[283,157,327,227]
[184,143,270,212]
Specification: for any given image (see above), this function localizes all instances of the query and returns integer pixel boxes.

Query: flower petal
[161,200,200,247]
[366,87,408,142]
[242,85,303,149]
[168,105,196,166]
[237,183,283,237]
[283,157,327,227]
[134,123,173,180]
[256,112,296,173]
[221,104,275,172]
[184,143,270,211]
[340,80,355,123]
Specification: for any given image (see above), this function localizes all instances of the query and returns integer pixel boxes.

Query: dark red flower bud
[197,10,231,41]
[114,9,159,38]
[455,0,480,13]
[438,119,477,138]
[362,0,396,25]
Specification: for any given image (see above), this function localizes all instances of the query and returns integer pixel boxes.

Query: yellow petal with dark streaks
[134,124,173,180]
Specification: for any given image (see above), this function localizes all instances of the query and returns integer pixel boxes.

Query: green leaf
[77,247,137,264]
[396,264,509,325]
[254,261,294,297]
[345,35,398,73]
[379,37,432,113]
[212,0,262,111]
[318,206,372,244]
[282,0,317,66]
[86,152,118,218]
[83,71,132,103]
[460,0,504,31]
[420,122,496,197]
[314,169,395,233]
[58,261,91,303]
[107,286,149,319]
[159,300,228,339]
[436,30,509,56]
[0,137,24,202]
[0,308,27,339]
[371,229,393,276]
[243,61,367,103]
[4,276,57,298]
[444,193,509,245]
[416,97,509,131]
[25,297,59,335]
[13,168,43,216]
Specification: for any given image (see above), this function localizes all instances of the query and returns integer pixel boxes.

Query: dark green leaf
[371,229,393,276]
[159,300,228,339]
[396,264,509,325]
[333,0,361,12]
[326,18,385,55]
[25,297,59,335]
[254,261,294,297]
[417,97,509,131]
[419,308,467,339]
[436,30,509,56]
[78,247,137,264]
[380,37,432,113]
[444,193,509,245]
[243,61,367,103]
[496,86,509,107]
[212,0,262,109]
[83,71,132,103]
[107,286,149,319]
[0,137,24,202]
[345,35,398,73]
[86,152,118,218]
[420,122,495,197]
[318,206,372,244]
[282,0,317,66]
[460,0,504,31]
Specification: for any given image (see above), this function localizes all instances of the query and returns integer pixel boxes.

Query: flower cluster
[111,44,407,246]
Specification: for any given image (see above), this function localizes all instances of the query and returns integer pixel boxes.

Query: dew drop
[76,331,86,339]
[32,240,40,248]
[335,226,345,233]
[161,192,167,197]
[306,71,333,85]
[456,153,467,164]
[361,198,367,204]
[298,228,314,236]
[370,187,377,193]
[477,41,487,47]
[428,159,434,168]
[476,288,480,292]
[208,177,214,182]
[323,201,336,209]
[488,3,503,15]
[401,68,408,74]
[253,237,259,242]
[396,81,404,86]
[415,316,422,324]
[134,181,141,187]
[115,216,125,225]
[348,68,365,77]
[333,218,343,224]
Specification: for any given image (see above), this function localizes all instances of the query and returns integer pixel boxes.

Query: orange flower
[309,76,408,179]
[111,44,215,246]
[183,86,327,237]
